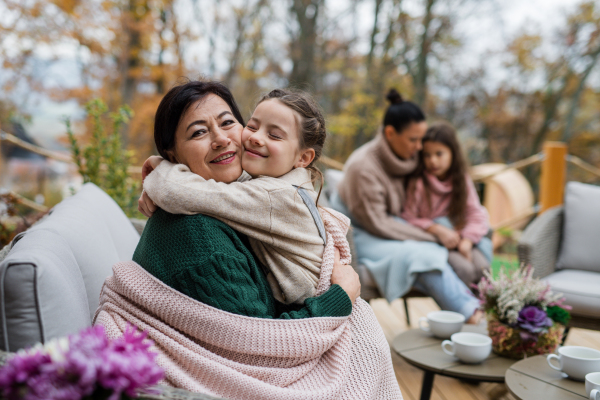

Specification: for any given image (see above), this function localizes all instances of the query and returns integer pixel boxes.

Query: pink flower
[0,324,163,400]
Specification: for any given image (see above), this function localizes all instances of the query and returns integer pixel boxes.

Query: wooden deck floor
[370,297,600,400]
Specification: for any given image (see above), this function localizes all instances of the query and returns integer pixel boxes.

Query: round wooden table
[505,355,588,399]
[392,325,517,400]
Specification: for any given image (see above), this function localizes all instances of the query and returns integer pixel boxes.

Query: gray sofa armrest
[130,218,148,236]
[518,205,563,279]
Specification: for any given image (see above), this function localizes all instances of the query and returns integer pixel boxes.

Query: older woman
[95,80,401,399]
[330,89,480,322]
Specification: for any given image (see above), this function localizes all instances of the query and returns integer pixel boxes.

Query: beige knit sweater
[144,161,325,304]
[337,132,436,242]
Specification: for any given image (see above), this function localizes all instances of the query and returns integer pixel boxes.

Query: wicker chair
[518,205,600,333]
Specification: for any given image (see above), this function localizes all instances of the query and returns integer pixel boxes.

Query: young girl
[401,122,492,284]
[142,89,335,305]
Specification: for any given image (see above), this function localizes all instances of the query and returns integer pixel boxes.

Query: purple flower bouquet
[477,265,570,359]
[0,325,164,400]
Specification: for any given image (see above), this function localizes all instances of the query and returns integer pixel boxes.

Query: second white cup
[547,346,600,381]
[586,372,600,400]
[418,310,465,339]
[442,332,492,364]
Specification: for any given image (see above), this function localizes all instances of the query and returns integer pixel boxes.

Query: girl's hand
[138,190,157,218]
[330,248,360,305]
[458,238,473,262]
[142,156,164,180]
[138,156,163,218]
[428,224,460,249]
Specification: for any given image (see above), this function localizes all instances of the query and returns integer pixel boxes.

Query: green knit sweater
[133,209,352,319]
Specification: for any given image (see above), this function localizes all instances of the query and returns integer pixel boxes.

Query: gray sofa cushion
[0,230,90,351]
[25,183,140,317]
[0,183,140,351]
[544,269,600,318]
[556,181,600,273]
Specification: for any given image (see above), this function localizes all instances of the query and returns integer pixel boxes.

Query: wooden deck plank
[370,298,406,341]
[565,327,600,348]
[371,297,594,400]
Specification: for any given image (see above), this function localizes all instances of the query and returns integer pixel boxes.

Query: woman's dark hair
[383,88,426,134]
[407,122,469,229]
[257,88,327,203]
[154,79,245,161]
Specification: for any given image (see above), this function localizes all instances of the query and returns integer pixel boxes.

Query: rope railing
[0,131,142,175]
[3,128,600,214]
[470,153,544,182]
[0,189,50,213]
[318,155,345,171]
[566,154,600,178]
[1,130,72,163]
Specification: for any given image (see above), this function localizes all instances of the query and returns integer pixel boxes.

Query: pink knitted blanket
[93,210,402,400]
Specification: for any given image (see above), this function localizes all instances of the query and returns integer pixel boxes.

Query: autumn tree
[0,0,193,158]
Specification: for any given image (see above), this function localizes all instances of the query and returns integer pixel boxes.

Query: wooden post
[539,141,567,213]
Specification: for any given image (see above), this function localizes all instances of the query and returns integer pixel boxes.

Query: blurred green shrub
[66,99,141,218]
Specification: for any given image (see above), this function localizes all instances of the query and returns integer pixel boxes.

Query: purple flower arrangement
[0,325,164,400]
[476,265,571,359]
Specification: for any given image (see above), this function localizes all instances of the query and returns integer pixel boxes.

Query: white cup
[586,372,600,400]
[547,346,600,381]
[442,332,492,364]
[419,311,465,339]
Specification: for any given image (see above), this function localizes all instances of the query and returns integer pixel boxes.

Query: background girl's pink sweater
[401,172,490,243]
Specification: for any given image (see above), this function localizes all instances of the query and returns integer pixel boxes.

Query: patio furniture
[518,181,600,333]
[392,325,517,400]
[505,355,587,399]
[0,183,144,352]
[0,183,226,400]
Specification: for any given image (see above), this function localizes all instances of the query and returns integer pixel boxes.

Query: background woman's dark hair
[154,79,245,161]
[383,88,426,133]
[407,122,469,229]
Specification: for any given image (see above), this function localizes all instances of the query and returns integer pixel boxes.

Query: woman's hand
[330,248,361,305]
[142,156,164,180]
[458,238,473,262]
[428,224,460,249]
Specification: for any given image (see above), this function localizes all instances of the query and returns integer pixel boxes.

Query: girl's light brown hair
[257,88,327,203]
[406,122,469,229]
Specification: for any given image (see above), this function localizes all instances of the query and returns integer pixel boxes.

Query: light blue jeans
[330,193,480,319]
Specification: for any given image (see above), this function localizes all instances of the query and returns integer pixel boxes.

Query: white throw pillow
[556,182,600,272]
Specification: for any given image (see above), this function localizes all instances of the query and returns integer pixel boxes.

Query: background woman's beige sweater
[337,132,436,242]
[144,161,325,304]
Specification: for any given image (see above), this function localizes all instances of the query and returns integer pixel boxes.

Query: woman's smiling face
[169,94,244,183]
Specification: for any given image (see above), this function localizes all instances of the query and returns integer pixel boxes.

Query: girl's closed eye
[269,131,283,140]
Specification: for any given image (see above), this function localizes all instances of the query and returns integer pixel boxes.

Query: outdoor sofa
[518,181,600,333]
[0,183,222,399]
